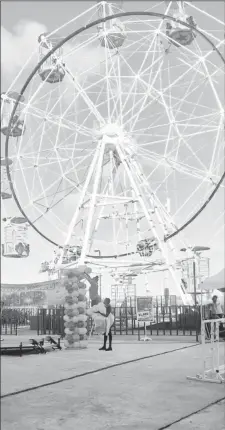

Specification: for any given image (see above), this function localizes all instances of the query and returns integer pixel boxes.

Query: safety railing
[1,305,202,340]
[187,317,225,383]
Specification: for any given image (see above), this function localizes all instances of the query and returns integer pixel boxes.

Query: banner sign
[136,296,155,323]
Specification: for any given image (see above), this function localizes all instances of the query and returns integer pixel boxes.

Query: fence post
[182,306,186,336]
[119,307,122,335]
[60,307,65,338]
[196,306,200,342]
[176,306,179,336]
[125,307,128,335]
[156,306,159,336]
[42,309,46,335]
[169,306,172,335]
[162,306,165,335]
[53,309,56,335]
[37,308,40,336]
[113,308,116,335]
[131,307,134,335]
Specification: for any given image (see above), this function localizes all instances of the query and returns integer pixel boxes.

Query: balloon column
[62,266,90,349]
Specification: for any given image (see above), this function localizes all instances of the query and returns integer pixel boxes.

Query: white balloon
[78,288,86,296]
[77,314,87,322]
[64,303,74,310]
[65,328,73,335]
[77,301,86,309]
[78,327,87,335]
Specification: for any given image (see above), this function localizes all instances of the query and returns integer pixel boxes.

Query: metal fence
[1,307,37,336]
[35,306,200,340]
[0,322,18,336]
[0,306,201,340]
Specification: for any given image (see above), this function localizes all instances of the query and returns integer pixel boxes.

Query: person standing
[211,295,224,319]
[210,295,224,339]
[97,298,114,351]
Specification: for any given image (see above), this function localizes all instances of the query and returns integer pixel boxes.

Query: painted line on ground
[1,343,198,399]
[158,397,225,430]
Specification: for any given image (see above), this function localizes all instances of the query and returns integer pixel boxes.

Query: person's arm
[97,311,107,317]
[96,307,111,318]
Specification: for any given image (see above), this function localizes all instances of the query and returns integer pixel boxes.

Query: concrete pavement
[167,400,225,430]
[1,340,224,430]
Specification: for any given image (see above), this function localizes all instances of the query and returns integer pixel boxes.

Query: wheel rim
[2,9,223,270]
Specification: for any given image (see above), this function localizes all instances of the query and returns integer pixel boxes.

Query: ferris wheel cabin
[165,0,197,47]
[2,216,30,258]
[96,1,126,49]
[1,158,13,200]
[1,92,25,137]
[38,33,65,83]
[98,19,126,49]
[137,238,159,257]
[166,15,197,47]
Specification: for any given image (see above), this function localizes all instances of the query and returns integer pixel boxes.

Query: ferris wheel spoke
[59,63,105,125]
[130,61,164,132]
[21,102,93,138]
[139,148,221,185]
[20,150,95,214]
[186,2,225,26]
[159,91,209,172]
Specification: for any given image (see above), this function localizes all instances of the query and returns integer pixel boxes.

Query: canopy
[201,268,225,292]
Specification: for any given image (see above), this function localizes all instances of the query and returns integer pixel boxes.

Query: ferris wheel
[1,1,224,303]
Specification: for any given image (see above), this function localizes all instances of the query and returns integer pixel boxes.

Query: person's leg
[99,333,107,350]
[106,329,112,351]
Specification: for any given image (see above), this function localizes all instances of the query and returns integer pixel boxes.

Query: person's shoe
[99,346,106,350]
[106,347,112,351]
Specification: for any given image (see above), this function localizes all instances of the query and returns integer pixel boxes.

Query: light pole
[94,249,102,299]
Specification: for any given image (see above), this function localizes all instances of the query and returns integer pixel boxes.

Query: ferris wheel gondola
[1,158,13,200]
[164,1,197,47]
[2,216,30,258]
[38,33,65,83]
[1,92,25,137]
[97,1,126,49]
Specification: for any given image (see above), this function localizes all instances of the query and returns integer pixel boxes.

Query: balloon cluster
[62,269,88,349]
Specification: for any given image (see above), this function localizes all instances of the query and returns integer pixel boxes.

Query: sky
[1,1,224,298]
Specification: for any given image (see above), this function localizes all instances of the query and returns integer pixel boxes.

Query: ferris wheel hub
[95,123,137,158]
[98,122,122,138]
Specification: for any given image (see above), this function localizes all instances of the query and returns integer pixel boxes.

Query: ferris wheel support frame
[79,140,106,264]
[114,143,189,304]
[57,139,105,264]
[4,10,225,252]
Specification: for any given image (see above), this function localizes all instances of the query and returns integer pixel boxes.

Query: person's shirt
[105,305,112,317]
[211,301,223,315]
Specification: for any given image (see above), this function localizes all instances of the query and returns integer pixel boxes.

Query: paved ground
[0,331,198,346]
[167,400,225,430]
[1,338,224,430]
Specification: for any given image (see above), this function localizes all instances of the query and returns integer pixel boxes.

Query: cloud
[1,20,47,85]
[1,18,105,116]
[1,19,104,81]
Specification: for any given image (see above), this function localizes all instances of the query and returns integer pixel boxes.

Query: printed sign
[136,296,155,323]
